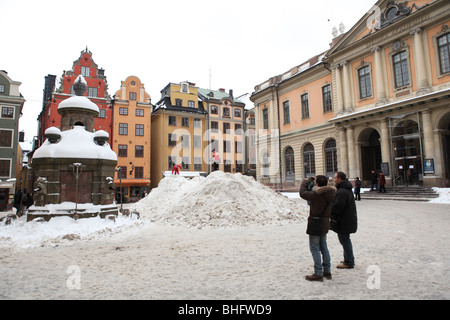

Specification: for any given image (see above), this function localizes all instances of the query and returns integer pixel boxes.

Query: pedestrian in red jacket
[172,164,181,175]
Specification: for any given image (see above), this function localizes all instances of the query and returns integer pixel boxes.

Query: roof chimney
[219,88,225,92]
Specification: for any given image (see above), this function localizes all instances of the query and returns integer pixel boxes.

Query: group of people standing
[299,171,358,282]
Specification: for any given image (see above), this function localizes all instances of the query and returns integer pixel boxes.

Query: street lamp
[115,167,123,213]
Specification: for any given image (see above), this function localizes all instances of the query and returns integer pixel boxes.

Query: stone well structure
[28,75,118,221]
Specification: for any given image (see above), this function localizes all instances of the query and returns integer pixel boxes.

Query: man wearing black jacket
[331,171,358,269]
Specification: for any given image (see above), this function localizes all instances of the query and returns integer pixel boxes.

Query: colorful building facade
[151,82,208,188]
[37,48,112,148]
[112,75,152,201]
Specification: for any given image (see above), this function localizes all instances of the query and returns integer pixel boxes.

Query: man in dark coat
[331,171,358,269]
[300,175,337,281]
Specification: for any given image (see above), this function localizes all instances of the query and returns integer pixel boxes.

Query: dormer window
[81,66,90,77]
[181,83,188,93]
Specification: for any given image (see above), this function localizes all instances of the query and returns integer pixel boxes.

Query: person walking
[331,171,358,269]
[370,170,378,191]
[354,177,361,201]
[300,175,337,281]
[379,172,386,193]
[172,164,181,175]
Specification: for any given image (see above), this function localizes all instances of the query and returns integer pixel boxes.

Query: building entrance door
[394,156,422,186]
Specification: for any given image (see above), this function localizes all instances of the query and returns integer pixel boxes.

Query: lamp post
[115,167,123,213]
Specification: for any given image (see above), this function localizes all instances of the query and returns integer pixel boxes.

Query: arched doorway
[303,143,315,178]
[284,147,295,182]
[360,128,381,182]
[391,119,423,186]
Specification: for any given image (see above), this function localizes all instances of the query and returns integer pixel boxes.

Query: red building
[37,48,113,148]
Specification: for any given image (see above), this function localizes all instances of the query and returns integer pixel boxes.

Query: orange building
[251,0,450,188]
[112,76,152,201]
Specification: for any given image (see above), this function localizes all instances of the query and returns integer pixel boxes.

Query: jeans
[371,183,378,191]
[338,233,355,267]
[309,235,331,276]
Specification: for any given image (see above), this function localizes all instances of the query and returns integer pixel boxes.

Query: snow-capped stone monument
[28,75,118,221]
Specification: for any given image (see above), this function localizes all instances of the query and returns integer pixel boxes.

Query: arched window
[325,139,338,176]
[285,147,295,181]
[303,143,315,177]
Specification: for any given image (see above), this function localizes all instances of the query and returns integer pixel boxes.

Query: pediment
[326,0,431,58]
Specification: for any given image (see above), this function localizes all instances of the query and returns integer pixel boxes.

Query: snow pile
[130,171,308,228]
[0,215,144,249]
[430,188,450,203]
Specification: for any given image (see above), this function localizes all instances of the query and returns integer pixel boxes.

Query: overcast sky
[1,0,375,141]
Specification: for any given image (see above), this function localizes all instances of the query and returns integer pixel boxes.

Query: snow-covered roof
[58,95,99,114]
[33,126,117,161]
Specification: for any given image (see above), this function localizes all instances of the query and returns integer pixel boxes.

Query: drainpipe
[274,84,283,188]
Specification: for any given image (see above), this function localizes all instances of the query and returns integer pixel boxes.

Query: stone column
[335,64,344,114]
[411,27,429,91]
[342,61,353,112]
[346,126,356,179]
[372,46,387,101]
[338,127,348,175]
[380,119,391,165]
[422,109,435,160]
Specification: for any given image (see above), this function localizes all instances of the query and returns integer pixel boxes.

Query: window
[181,135,190,147]
[301,94,309,119]
[0,159,11,177]
[211,105,218,114]
[235,141,242,153]
[88,87,98,97]
[393,51,410,88]
[223,122,230,134]
[168,133,177,146]
[223,140,231,153]
[194,157,202,170]
[322,84,333,112]
[81,66,90,77]
[188,100,195,108]
[134,167,143,179]
[181,83,188,93]
[135,124,144,136]
[119,107,128,115]
[136,109,144,117]
[1,107,14,118]
[235,162,243,172]
[168,116,177,126]
[438,33,450,74]
[223,107,230,117]
[118,145,127,157]
[283,101,290,124]
[181,117,189,127]
[193,118,201,128]
[181,157,190,170]
[129,92,137,100]
[224,160,231,172]
[358,66,372,99]
[211,121,219,132]
[194,135,202,148]
[263,108,269,130]
[235,123,242,134]
[0,130,13,147]
[119,123,128,135]
[325,139,338,176]
[0,85,4,93]
[135,145,144,157]
[168,156,176,170]
[98,109,106,118]
[303,143,315,177]
[175,99,182,106]
[234,109,242,118]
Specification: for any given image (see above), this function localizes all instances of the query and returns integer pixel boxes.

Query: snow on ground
[0,173,449,299]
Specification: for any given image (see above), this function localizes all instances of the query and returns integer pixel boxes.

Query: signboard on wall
[381,162,390,176]
[424,159,434,174]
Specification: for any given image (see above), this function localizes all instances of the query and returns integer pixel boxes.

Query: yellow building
[251,0,450,188]
[198,88,246,173]
[112,76,152,201]
[151,82,208,188]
